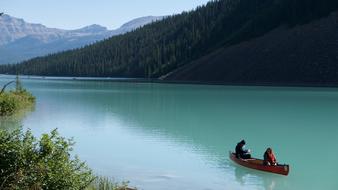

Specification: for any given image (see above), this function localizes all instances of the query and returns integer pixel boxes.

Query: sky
[1,0,210,30]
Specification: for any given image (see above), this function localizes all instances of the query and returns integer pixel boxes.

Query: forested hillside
[1,0,338,85]
[164,12,338,85]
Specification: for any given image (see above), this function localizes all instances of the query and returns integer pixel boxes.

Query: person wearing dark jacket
[235,140,251,159]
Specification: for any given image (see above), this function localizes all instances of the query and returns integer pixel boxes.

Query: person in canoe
[235,140,251,159]
[263,148,277,166]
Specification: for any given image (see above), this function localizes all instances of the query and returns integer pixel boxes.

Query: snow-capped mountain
[0,14,164,64]
[114,16,164,34]
[0,14,65,46]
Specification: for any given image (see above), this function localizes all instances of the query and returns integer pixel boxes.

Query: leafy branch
[0,81,14,95]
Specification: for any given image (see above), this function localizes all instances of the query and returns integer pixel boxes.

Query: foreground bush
[0,129,135,190]
[0,129,94,189]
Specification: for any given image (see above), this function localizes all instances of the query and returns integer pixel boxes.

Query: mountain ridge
[1,0,338,86]
[0,15,164,64]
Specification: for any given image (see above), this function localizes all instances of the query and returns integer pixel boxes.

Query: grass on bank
[0,76,35,116]
[0,90,35,116]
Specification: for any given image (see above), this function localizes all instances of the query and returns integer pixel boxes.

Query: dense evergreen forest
[1,0,338,83]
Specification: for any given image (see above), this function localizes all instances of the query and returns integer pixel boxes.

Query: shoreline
[1,74,338,89]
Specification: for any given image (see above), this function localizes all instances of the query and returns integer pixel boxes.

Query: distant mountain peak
[76,24,108,33]
[120,16,165,30]
[0,14,18,21]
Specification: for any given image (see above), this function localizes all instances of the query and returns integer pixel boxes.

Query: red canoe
[229,152,289,176]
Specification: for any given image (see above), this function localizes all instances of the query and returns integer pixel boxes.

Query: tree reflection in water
[0,105,35,130]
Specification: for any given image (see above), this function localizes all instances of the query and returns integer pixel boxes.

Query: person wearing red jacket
[263,148,277,166]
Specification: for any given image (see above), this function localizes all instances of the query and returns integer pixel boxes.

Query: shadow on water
[215,155,288,190]
[229,160,290,190]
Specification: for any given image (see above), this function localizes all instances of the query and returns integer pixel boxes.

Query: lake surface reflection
[1,77,337,190]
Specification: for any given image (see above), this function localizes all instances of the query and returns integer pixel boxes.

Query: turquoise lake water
[1,76,338,190]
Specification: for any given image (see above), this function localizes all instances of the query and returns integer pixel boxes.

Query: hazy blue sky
[2,0,210,30]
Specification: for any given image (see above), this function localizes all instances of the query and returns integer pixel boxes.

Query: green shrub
[86,177,133,190]
[0,129,95,190]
